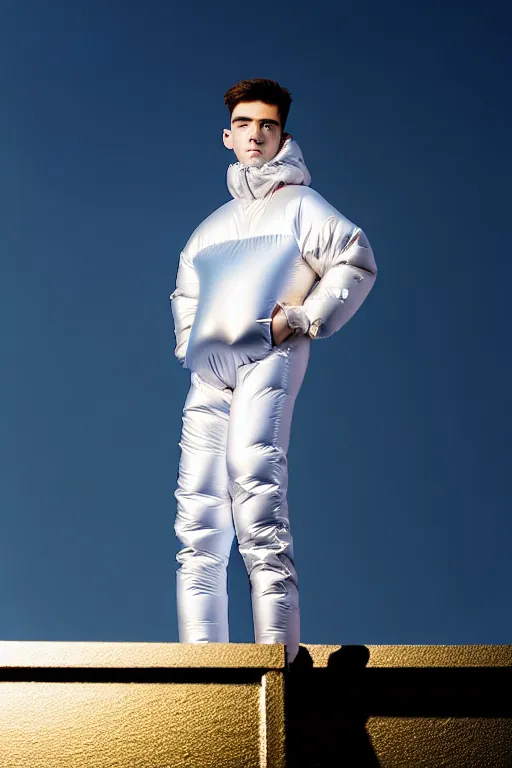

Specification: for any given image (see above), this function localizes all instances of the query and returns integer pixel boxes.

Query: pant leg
[226,334,310,664]
[174,372,235,643]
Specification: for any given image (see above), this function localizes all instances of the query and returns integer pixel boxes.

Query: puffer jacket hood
[226,133,312,201]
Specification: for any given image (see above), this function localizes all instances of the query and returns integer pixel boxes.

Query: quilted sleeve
[169,247,199,367]
[301,216,377,339]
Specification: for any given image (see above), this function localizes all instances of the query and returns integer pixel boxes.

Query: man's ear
[222,129,233,150]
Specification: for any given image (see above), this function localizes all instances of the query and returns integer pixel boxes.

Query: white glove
[277,302,311,335]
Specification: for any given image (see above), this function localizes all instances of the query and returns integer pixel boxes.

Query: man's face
[223,101,284,167]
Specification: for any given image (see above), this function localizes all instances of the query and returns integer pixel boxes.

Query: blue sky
[1,0,510,646]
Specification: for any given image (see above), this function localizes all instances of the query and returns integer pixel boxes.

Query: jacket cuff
[308,319,323,338]
[277,303,311,336]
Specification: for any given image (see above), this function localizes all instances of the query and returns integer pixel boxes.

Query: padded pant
[174,335,310,664]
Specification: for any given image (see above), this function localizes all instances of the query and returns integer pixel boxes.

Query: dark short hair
[223,78,293,132]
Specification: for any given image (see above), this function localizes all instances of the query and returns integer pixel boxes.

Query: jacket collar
[226,133,312,201]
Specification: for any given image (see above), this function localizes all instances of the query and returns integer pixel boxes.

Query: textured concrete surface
[0,641,286,768]
[1,642,511,767]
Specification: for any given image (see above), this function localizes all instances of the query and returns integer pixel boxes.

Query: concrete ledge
[0,639,285,669]
[0,642,511,767]
[0,641,286,768]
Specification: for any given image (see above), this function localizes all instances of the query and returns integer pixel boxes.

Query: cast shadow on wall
[285,644,380,767]
[284,644,512,767]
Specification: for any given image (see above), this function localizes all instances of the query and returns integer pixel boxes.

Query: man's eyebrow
[231,117,280,126]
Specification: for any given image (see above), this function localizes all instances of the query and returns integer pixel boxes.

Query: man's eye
[237,123,273,129]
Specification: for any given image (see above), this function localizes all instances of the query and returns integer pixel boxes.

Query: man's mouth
[248,148,261,153]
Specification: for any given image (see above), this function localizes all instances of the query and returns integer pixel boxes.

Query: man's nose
[249,128,262,143]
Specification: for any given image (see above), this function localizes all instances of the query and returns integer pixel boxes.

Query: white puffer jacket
[170,133,377,389]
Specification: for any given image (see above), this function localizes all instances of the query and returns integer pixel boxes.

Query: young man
[170,78,377,666]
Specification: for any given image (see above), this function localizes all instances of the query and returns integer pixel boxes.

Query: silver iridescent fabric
[170,134,377,664]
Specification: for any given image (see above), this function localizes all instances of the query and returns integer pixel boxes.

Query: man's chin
[247,155,267,168]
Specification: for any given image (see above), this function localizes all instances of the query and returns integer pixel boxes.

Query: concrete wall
[0,641,510,766]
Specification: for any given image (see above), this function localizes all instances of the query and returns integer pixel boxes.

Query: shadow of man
[285,644,380,767]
